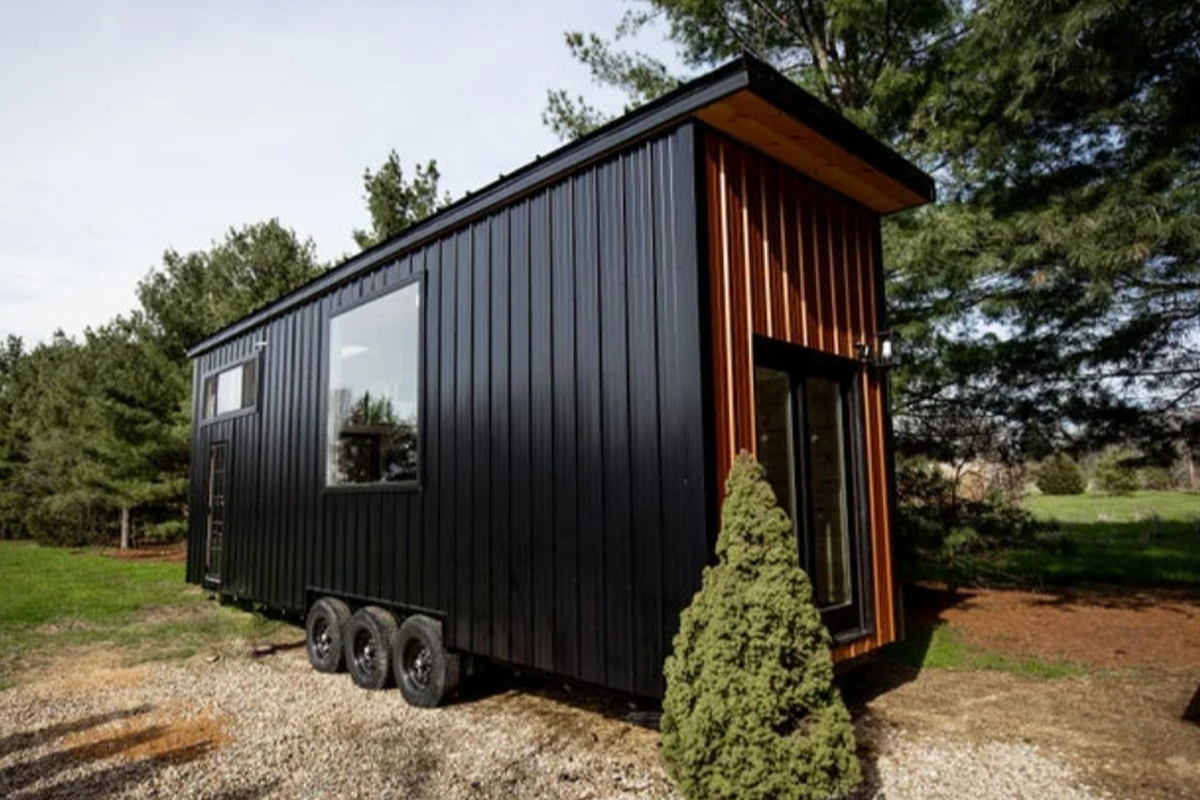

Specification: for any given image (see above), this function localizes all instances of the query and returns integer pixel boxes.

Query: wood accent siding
[703,131,897,659]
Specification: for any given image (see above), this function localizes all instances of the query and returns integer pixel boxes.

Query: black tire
[393,615,460,708]
[305,597,351,673]
[344,606,399,690]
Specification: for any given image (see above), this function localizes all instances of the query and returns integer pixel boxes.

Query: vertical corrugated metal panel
[550,180,579,680]
[186,123,711,698]
[488,219,511,663]
[507,198,533,667]
[572,167,604,686]
[528,192,555,674]
[701,130,897,659]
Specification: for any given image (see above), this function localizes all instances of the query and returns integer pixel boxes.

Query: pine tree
[662,452,861,800]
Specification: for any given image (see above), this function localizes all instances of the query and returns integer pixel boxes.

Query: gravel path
[0,646,1109,800]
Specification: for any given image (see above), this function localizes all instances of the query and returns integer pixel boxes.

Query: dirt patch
[132,602,210,626]
[18,646,148,698]
[62,704,231,765]
[854,664,1200,800]
[911,583,1200,673]
[105,542,186,563]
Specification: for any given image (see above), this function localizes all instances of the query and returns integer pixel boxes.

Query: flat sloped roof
[188,53,933,358]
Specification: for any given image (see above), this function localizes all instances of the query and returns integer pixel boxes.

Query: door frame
[753,336,875,642]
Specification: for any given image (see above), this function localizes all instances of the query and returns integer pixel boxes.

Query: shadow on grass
[1008,519,1200,590]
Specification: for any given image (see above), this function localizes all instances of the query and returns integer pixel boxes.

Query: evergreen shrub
[1138,466,1174,491]
[1093,447,1139,494]
[1036,453,1085,495]
[895,457,1065,587]
[661,453,861,800]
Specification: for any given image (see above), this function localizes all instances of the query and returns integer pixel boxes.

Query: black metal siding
[187,123,710,698]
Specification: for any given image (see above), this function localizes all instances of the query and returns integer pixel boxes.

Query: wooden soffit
[695,89,929,214]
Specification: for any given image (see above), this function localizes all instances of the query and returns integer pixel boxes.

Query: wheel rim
[405,640,433,689]
[353,629,377,675]
[312,617,332,661]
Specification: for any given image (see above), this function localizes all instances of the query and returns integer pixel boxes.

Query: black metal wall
[187,122,711,698]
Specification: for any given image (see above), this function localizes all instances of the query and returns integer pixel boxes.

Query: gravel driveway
[0,643,1110,800]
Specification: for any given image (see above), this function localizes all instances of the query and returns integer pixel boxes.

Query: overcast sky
[0,0,680,346]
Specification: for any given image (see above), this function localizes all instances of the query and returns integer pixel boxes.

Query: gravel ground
[0,646,1110,800]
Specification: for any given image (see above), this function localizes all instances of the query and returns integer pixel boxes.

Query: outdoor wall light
[855,331,900,368]
[875,330,900,368]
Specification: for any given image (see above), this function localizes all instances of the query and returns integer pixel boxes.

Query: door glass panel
[805,377,852,607]
[206,443,227,582]
[754,366,795,519]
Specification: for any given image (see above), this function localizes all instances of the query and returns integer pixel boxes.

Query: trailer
[186,54,934,706]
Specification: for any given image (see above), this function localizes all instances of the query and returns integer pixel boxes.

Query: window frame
[753,336,875,643]
[321,273,424,494]
[198,352,262,425]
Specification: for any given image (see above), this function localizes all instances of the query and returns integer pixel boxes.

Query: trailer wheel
[345,606,399,690]
[305,597,351,673]
[393,615,460,708]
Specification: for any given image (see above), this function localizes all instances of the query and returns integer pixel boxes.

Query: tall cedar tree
[662,453,860,800]
[545,0,1200,462]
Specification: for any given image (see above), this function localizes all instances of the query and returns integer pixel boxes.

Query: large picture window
[326,281,421,486]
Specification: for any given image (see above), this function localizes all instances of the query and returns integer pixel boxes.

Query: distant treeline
[0,154,447,545]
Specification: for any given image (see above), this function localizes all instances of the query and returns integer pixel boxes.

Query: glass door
[753,341,869,638]
[205,441,228,584]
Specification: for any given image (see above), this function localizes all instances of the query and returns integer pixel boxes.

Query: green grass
[1013,490,1200,588]
[883,622,1088,679]
[0,541,291,688]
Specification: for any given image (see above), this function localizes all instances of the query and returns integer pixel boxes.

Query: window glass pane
[202,376,219,419]
[805,376,852,607]
[241,358,258,408]
[754,366,796,520]
[327,282,420,485]
[215,364,244,415]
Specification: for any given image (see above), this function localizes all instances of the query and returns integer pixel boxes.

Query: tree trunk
[120,506,131,550]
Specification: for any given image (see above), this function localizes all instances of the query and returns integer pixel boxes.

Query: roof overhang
[188,54,933,358]
[692,70,933,213]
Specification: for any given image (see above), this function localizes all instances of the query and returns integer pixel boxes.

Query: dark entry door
[753,340,870,639]
[205,442,228,583]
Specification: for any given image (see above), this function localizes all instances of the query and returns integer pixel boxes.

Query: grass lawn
[0,540,289,689]
[1014,490,1200,588]
[882,621,1088,679]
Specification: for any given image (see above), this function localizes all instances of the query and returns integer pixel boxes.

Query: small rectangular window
[202,358,258,420]
[326,281,420,486]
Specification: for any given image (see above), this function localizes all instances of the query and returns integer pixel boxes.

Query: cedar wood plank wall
[702,130,897,659]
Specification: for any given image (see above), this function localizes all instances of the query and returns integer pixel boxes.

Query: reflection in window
[805,377,852,608]
[202,359,258,420]
[754,366,796,517]
[753,356,858,617]
[326,282,420,485]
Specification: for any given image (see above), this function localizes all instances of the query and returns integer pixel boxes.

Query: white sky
[0,0,680,346]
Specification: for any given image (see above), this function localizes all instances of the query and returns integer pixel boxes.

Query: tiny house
[186,54,933,705]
